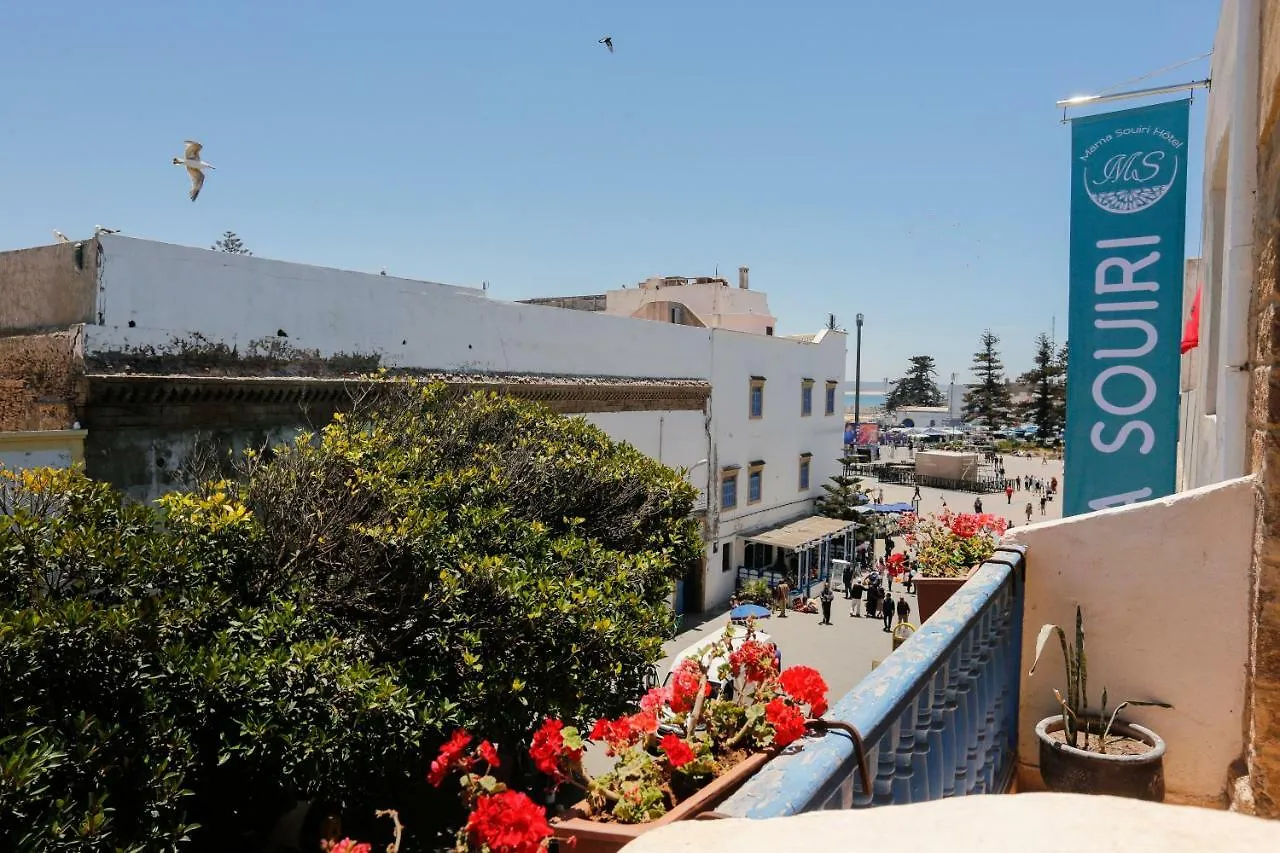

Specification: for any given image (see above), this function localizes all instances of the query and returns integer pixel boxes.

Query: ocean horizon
[843,390,886,410]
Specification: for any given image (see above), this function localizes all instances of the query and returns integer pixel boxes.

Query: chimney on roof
[738,266,749,290]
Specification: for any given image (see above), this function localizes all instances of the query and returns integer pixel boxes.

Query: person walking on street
[849,575,864,617]
[1039,495,1047,516]
[882,594,895,632]
[1025,501,1033,523]
[820,582,834,625]
[777,581,790,618]
[974,496,984,514]
[1005,484,1013,504]
[896,595,911,626]
[841,562,854,599]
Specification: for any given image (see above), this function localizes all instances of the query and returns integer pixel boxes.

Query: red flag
[1181,285,1202,354]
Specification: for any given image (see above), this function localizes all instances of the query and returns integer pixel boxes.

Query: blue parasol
[730,603,772,621]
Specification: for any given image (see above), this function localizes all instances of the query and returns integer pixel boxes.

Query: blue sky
[1,1,1218,382]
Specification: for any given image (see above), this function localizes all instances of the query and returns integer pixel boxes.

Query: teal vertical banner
[1064,99,1190,517]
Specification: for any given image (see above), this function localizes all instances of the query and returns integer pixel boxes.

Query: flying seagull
[598,36,613,53]
[172,139,215,201]
[53,230,70,244]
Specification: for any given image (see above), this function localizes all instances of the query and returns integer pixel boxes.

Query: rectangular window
[801,379,814,417]
[749,377,766,419]
[799,454,812,490]
[721,469,739,509]
[748,462,764,504]
[825,381,838,415]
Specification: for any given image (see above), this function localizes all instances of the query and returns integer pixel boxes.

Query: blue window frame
[721,473,738,509]
[799,458,811,490]
[801,383,813,416]
[750,382,764,418]
[825,383,837,415]
[748,469,763,503]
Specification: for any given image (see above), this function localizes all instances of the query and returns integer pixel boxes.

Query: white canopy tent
[742,516,863,595]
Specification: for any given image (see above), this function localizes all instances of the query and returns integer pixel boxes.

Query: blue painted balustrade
[719,545,1026,817]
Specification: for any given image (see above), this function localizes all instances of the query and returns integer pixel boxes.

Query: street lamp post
[950,372,957,426]
[853,314,864,446]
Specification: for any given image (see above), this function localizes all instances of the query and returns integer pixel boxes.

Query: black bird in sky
[599,36,614,53]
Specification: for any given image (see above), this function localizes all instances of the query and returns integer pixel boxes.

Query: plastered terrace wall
[1006,476,1255,806]
[87,236,714,380]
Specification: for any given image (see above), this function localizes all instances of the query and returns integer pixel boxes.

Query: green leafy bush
[0,382,701,850]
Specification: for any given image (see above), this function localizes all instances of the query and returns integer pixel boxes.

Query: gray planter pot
[1035,715,1166,802]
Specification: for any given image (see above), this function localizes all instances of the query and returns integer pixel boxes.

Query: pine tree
[1016,332,1066,434]
[815,453,873,530]
[962,330,1013,427]
[884,355,944,412]
[212,231,252,255]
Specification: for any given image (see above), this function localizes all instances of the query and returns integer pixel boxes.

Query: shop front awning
[743,516,859,551]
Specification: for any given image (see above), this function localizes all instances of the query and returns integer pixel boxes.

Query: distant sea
[843,391,886,412]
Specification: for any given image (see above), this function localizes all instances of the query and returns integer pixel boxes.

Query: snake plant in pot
[1028,605,1172,801]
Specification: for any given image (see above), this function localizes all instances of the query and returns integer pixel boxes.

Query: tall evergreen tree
[212,231,252,255]
[815,454,874,556]
[884,355,944,412]
[1016,332,1066,434]
[962,330,1013,427]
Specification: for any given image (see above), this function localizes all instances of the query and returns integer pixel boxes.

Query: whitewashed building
[0,235,847,612]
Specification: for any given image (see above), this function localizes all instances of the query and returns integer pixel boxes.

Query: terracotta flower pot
[913,567,978,624]
[548,751,771,853]
[1035,716,1166,802]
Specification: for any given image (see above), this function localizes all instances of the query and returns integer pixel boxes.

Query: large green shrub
[0,383,701,850]
[230,381,701,744]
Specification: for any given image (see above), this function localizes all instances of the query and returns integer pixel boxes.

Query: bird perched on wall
[598,36,613,53]
[173,140,215,201]
[53,230,70,243]
[94,225,119,235]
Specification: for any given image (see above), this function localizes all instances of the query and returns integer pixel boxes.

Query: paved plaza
[583,451,1065,776]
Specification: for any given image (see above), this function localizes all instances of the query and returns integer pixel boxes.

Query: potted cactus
[1028,606,1172,801]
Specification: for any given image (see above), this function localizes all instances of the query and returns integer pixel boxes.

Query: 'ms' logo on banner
[1079,122,1184,215]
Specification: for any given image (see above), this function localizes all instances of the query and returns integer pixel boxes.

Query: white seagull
[94,225,119,235]
[173,140,215,201]
[53,230,70,243]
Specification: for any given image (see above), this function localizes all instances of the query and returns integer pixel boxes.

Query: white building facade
[2,235,845,612]
[1178,0,1259,490]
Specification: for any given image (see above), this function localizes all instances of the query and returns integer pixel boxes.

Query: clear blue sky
[1,0,1218,382]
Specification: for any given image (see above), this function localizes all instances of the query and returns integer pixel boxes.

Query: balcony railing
[718,545,1026,817]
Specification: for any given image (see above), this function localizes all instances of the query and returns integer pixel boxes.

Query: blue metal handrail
[718,545,1026,817]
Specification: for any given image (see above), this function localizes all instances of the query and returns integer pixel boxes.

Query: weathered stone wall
[0,329,83,431]
[1249,0,1280,817]
[0,241,98,331]
[81,374,711,502]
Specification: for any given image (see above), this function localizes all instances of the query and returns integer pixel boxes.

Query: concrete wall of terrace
[1007,476,1255,808]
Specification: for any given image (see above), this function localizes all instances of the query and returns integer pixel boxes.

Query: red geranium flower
[529,718,580,780]
[811,698,829,719]
[588,715,644,756]
[629,710,658,735]
[466,790,553,853]
[328,840,371,853]
[478,739,501,768]
[669,659,707,713]
[729,639,778,684]
[660,733,696,769]
[427,729,473,787]
[765,698,807,747]
[639,685,671,713]
[778,665,828,712]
